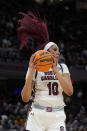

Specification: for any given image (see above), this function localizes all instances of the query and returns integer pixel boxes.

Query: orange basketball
[34,50,53,72]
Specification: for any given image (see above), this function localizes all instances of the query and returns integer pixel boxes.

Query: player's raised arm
[48,43,73,96]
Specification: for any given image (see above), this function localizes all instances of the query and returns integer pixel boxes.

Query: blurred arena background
[0,0,87,130]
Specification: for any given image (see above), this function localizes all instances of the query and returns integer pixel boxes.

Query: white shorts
[25,105,66,131]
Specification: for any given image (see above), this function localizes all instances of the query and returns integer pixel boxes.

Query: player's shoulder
[58,63,70,74]
[60,63,69,69]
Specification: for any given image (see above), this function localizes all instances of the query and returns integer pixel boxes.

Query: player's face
[48,44,60,62]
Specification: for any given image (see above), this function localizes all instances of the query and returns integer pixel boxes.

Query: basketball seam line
[36,63,52,66]
[34,55,52,63]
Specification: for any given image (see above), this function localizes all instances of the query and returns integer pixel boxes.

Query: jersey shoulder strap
[35,70,38,79]
[59,63,63,73]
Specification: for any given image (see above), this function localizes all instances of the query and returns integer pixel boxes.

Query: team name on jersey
[41,71,58,81]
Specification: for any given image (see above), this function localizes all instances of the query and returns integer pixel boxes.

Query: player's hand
[29,54,36,71]
[51,55,58,73]
[29,54,40,72]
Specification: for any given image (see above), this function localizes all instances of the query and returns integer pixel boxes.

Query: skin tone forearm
[21,54,36,102]
[21,69,34,102]
[52,65,73,96]
[48,45,73,96]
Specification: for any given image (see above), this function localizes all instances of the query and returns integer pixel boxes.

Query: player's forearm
[54,69,73,96]
[21,70,34,102]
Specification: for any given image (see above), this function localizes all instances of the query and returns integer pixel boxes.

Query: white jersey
[26,63,70,107]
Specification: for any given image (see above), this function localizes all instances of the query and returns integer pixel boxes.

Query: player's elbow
[67,91,73,96]
[21,92,30,103]
[67,88,74,96]
[21,96,30,103]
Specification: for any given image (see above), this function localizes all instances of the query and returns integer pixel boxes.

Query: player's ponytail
[17,11,50,50]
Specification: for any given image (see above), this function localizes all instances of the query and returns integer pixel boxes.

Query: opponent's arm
[52,64,73,96]
[21,54,36,102]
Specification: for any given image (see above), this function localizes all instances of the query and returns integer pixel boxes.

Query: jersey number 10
[47,82,59,95]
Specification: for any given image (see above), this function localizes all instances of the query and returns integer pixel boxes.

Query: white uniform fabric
[25,63,69,131]
[26,108,66,131]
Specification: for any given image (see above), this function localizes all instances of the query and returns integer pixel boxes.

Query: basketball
[34,50,53,72]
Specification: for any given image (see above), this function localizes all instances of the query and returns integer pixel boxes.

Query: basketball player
[21,41,73,131]
[17,11,73,131]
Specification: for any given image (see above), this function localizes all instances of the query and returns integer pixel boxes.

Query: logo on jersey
[60,126,64,131]
[41,71,58,81]
[30,112,34,116]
